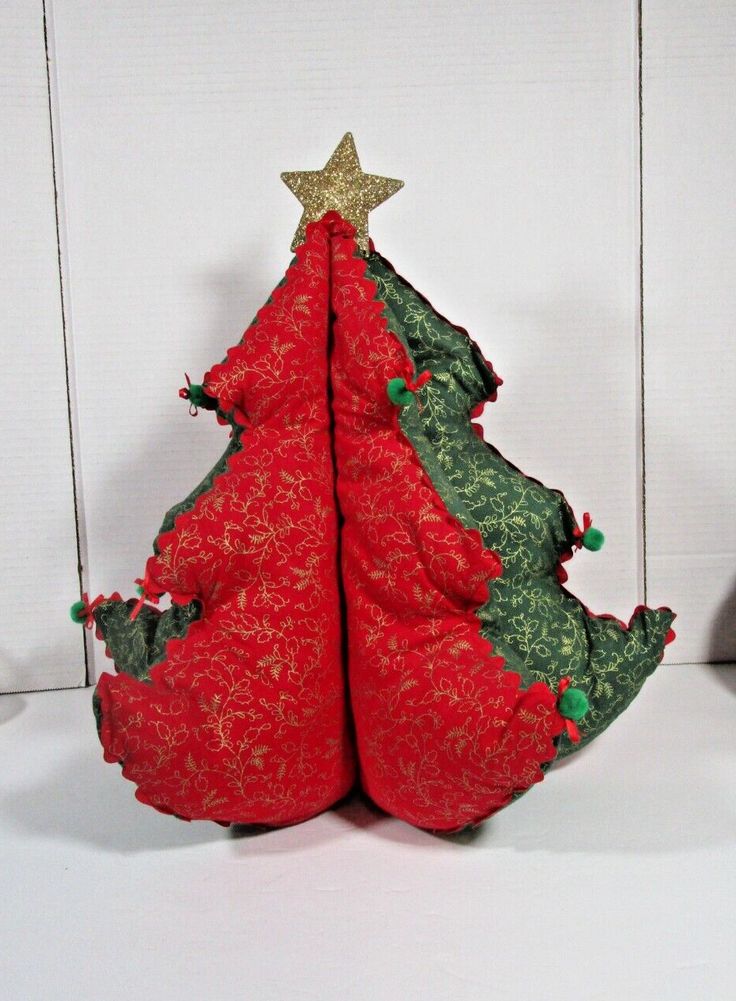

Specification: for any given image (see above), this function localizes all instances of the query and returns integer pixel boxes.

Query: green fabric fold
[368,252,674,758]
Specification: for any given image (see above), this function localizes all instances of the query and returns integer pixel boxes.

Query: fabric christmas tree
[72,134,674,832]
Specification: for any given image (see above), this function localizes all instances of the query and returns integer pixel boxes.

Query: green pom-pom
[583,526,605,551]
[387,377,414,407]
[559,686,589,721]
[135,584,145,597]
[187,384,209,408]
[69,599,87,625]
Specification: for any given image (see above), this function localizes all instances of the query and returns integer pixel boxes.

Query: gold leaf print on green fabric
[368,253,674,758]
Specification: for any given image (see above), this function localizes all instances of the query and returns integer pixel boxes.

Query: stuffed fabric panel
[91,222,355,825]
[327,215,567,832]
[366,253,676,759]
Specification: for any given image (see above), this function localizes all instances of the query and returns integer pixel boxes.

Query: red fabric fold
[327,222,564,832]
[95,220,354,825]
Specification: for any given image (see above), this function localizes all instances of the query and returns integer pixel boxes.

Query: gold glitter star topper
[281,132,403,255]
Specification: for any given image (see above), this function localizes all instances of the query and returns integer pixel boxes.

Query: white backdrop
[2,0,734,692]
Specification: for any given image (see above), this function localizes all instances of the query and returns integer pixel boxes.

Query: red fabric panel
[96,221,354,825]
[326,214,565,832]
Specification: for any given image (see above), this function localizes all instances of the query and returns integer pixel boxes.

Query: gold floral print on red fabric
[95,222,354,825]
[327,217,565,832]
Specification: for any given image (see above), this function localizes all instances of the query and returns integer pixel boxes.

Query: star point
[281,132,403,255]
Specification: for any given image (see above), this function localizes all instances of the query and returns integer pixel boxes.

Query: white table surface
[1,665,734,1001]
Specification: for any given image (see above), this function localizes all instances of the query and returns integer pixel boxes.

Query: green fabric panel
[93,599,201,681]
[367,253,674,758]
[91,599,201,734]
[155,432,241,545]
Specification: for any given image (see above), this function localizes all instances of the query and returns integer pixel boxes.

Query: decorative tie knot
[557,676,589,743]
[574,512,605,552]
[179,373,217,416]
[69,592,106,629]
[387,371,432,406]
[130,575,164,622]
